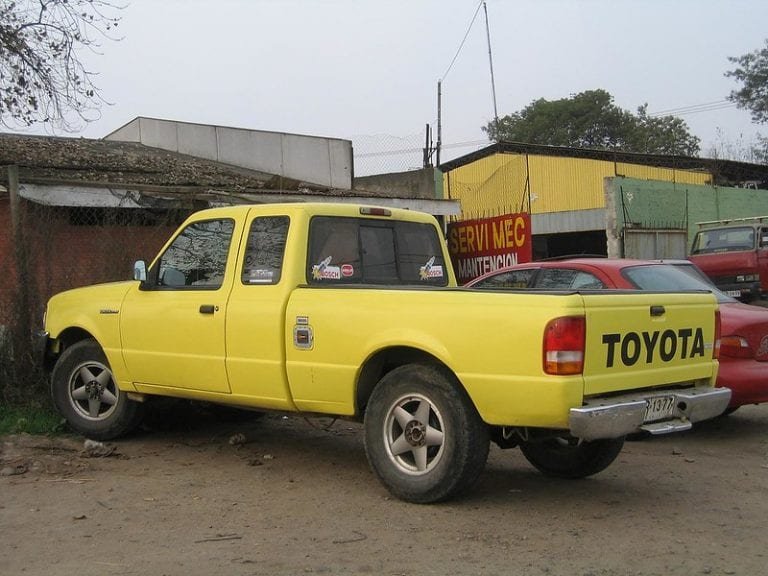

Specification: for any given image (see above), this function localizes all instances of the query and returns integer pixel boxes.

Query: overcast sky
[13,0,768,172]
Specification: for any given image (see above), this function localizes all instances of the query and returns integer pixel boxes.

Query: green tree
[726,39,768,125]
[726,39,768,163]
[0,0,122,131]
[483,89,700,156]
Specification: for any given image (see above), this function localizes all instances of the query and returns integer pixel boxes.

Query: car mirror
[133,260,147,282]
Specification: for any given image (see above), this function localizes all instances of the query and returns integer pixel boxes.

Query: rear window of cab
[307,216,448,286]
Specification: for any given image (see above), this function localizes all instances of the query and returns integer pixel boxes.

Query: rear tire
[364,364,489,504]
[520,436,624,479]
[51,339,144,440]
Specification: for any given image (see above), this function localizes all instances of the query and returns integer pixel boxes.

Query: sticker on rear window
[312,256,341,280]
[419,256,444,280]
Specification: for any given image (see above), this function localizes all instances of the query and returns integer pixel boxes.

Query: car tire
[364,363,489,504]
[520,436,625,479]
[51,339,144,440]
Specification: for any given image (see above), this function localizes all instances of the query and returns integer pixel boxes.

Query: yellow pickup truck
[40,203,730,503]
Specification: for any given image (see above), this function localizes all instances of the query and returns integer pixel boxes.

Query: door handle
[650,305,665,317]
[199,305,217,314]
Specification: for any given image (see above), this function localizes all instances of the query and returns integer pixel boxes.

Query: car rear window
[307,216,448,286]
[622,264,733,303]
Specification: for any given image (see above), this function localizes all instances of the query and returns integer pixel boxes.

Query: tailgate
[581,291,718,396]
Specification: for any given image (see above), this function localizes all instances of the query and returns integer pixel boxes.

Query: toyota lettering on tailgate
[602,328,706,368]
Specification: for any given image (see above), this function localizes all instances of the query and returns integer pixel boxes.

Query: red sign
[447,213,532,284]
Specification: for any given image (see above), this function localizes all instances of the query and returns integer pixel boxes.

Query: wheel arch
[46,327,97,369]
[355,346,466,417]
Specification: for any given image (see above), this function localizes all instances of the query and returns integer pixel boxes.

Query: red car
[467,258,768,411]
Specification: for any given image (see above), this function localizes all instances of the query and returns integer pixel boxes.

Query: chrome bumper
[569,386,732,441]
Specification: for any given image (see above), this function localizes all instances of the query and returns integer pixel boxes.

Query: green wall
[608,177,768,248]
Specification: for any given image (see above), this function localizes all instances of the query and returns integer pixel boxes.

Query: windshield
[622,263,736,304]
[690,226,755,254]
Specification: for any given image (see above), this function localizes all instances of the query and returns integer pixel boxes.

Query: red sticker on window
[341,264,354,277]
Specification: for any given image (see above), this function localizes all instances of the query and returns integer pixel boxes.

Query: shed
[440,142,768,260]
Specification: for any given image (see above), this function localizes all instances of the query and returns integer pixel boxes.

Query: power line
[649,100,736,117]
[355,139,490,158]
[440,0,484,81]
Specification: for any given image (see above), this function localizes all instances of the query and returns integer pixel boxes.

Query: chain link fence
[350,131,490,176]
[0,182,193,404]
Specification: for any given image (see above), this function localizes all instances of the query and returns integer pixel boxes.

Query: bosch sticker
[312,256,341,280]
[341,264,354,277]
[419,256,444,280]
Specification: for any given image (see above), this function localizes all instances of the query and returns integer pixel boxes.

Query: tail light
[719,335,752,359]
[543,316,585,375]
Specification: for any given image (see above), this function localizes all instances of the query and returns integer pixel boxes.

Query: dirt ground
[2,402,767,576]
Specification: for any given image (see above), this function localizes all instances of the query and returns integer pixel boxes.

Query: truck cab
[689,217,768,302]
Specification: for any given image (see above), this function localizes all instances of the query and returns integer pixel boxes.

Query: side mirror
[133,260,147,282]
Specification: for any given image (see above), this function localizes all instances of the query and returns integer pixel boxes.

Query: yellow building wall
[444,152,712,221]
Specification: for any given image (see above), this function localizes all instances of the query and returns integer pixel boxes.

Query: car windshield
[690,226,755,254]
[622,263,736,304]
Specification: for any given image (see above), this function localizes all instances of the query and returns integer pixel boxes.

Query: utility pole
[436,80,442,166]
[483,1,499,131]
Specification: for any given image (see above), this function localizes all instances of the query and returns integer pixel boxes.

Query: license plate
[724,290,742,297]
[644,396,676,422]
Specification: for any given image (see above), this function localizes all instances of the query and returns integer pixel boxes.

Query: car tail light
[719,335,753,359]
[543,316,585,375]
[713,310,721,360]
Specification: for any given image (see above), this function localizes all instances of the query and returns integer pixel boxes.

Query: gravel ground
[2,402,767,576]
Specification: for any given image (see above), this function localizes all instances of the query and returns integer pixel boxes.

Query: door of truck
[120,217,242,393]
[224,214,297,410]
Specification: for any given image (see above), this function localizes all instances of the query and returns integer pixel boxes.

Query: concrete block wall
[105,118,353,189]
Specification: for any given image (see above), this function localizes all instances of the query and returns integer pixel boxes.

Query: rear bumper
[569,386,732,441]
[719,359,768,407]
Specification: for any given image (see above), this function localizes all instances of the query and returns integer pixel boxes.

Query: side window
[535,268,604,289]
[156,219,234,289]
[570,271,605,289]
[473,269,535,289]
[760,227,768,249]
[241,216,290,285]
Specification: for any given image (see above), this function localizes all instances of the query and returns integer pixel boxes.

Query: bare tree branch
[0,0,124,131]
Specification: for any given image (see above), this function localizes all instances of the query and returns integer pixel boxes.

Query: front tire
[520,436,624,479]
[364,364,489,504]
[51,339,144,440]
